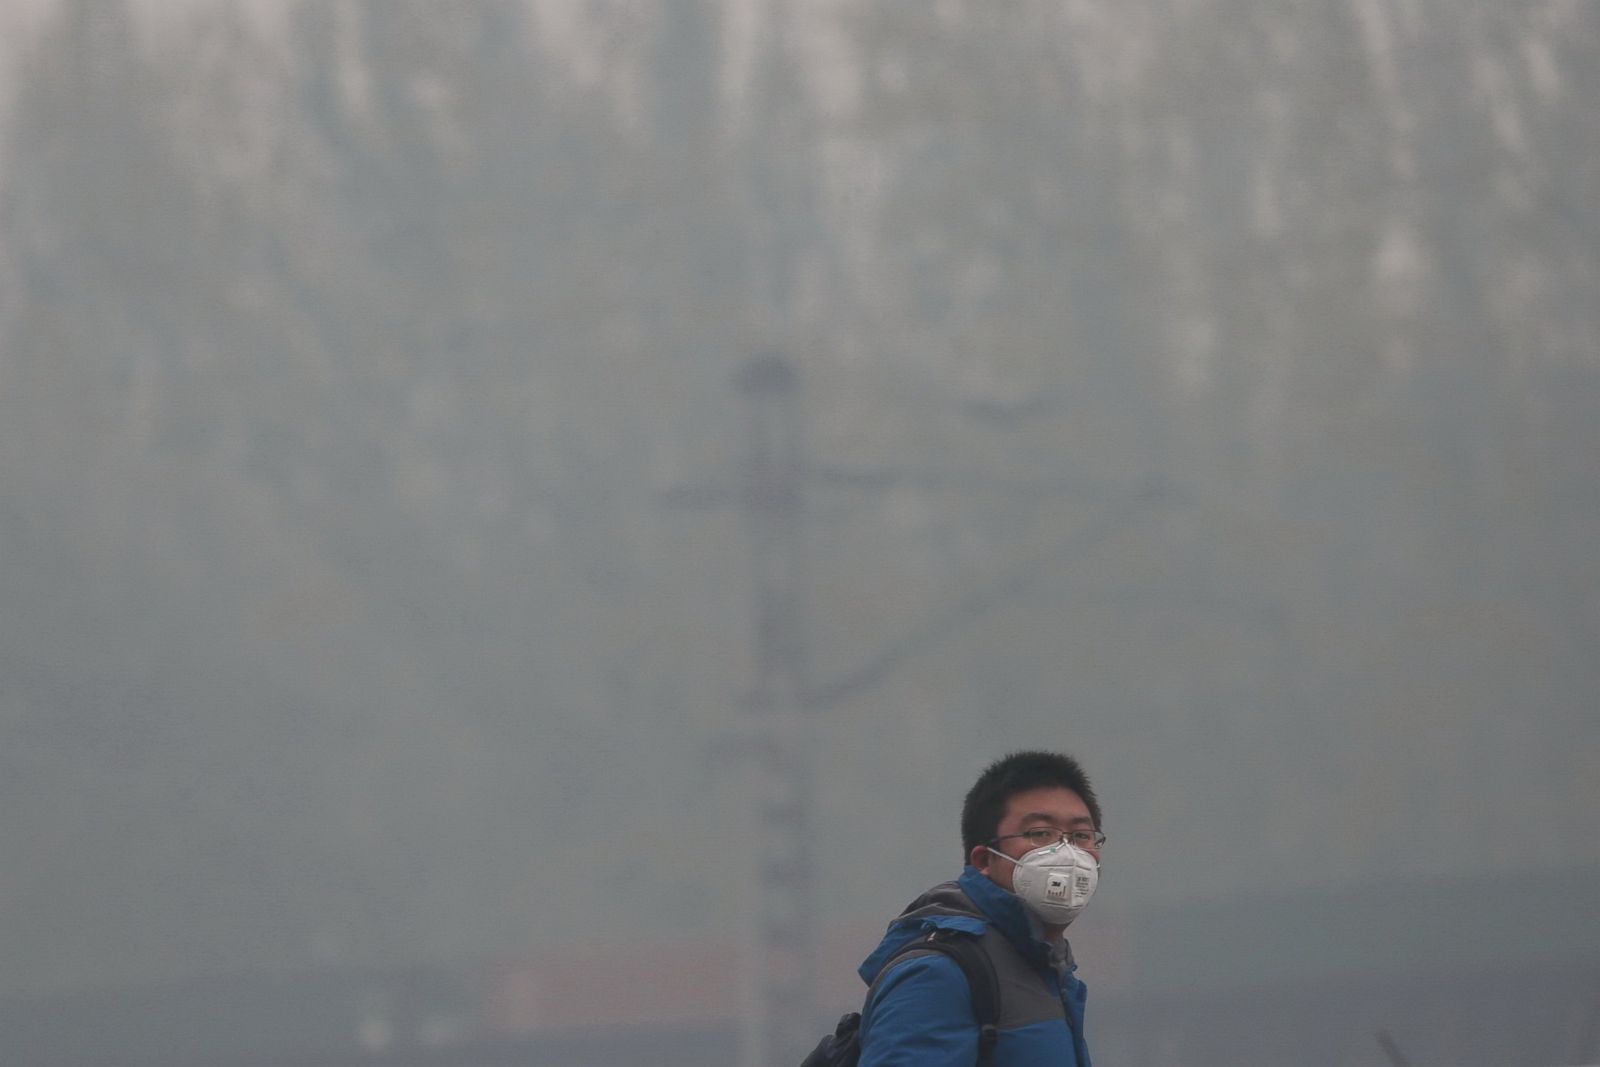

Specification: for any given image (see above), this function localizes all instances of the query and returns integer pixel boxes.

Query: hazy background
[0,1,1596,1065]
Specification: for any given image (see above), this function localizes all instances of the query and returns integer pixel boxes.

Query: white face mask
[987,839,1099,927]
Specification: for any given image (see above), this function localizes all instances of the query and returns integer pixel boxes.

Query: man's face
[970,785,1100,894]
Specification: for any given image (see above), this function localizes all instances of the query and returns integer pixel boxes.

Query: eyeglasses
[990,827,1107,851]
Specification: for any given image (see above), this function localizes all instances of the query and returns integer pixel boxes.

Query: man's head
[962,750,1103,892]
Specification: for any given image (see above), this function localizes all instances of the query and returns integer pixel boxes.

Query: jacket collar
[958,864,1067,970]
[857,867,1070,985]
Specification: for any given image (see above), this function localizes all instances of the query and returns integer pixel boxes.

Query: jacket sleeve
[858,953,981,1067]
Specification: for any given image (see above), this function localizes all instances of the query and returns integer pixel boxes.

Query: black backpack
[799,928,1001,1067]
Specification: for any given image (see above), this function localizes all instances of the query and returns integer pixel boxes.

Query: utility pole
[734,353,818,1067]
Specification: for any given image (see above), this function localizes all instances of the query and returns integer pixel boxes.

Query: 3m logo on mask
[1044,870,1093,902]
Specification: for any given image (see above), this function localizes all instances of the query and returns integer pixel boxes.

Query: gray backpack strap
[874,929,1001,1066]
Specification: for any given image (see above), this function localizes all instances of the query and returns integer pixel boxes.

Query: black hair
[960,750,1102,863]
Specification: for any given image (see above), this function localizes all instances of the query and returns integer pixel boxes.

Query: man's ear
[969,843,992,874]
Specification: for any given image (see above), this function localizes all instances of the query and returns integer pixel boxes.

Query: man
[856,751,1103,1066]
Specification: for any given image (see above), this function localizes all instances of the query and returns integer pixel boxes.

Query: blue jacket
[856,867,1092,1067]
